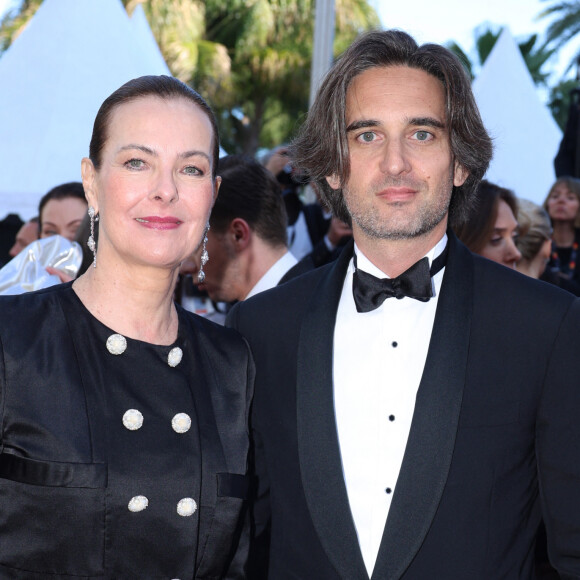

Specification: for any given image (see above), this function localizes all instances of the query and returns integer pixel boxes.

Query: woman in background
[542,176,580,295]
[0,75,252,578]
[516,199,552,280]
[454,180,522,269]
[38,181,87,241]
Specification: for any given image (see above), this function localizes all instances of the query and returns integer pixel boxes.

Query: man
[194,154,300,304]
[8,217,39,258]
[227,30,580,578]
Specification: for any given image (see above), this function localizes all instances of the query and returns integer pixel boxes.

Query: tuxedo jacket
[227,233,580,579]
[0,283,254,579]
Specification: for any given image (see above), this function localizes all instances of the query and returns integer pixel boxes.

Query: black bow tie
[352,244,448,313]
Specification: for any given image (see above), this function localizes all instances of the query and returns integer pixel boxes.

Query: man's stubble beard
[343,172,454,241]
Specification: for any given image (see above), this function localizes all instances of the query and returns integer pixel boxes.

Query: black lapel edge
[296,241,369,580]
[372,233,474,580]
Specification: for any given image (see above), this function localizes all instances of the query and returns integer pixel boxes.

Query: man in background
[193,154,301,305]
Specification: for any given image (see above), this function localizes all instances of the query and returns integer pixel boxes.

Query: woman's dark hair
[89,75,220,179]
[38,182,87,231]
[291,29,493,228]
[454,180,518,254]
[543,176,580,228]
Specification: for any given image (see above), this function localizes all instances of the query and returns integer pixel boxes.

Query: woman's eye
[183,166,202,175]
[490,237,502,246]
[125,159,145,169]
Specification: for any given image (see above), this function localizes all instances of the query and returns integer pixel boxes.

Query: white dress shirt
[245,251,298,300]
[333,234,447,577]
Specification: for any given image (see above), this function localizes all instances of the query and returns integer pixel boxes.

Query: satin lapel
[297,241,369,580]
[372,233,474,580]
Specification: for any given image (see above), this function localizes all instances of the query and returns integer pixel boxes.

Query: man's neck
[353,222,448,278]
[242,241,288,299]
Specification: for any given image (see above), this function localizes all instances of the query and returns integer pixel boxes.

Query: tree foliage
[538,0,580,73]
[0,0,380,155]
[448,25,556,86]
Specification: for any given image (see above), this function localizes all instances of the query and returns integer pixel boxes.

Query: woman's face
[546,183,580,223]
[479,199,522,269]
[82,96,219,270]
[40,197,87,241]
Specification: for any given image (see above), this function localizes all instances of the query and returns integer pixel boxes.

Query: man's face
[326,65,467,243]
[194,227,242,303]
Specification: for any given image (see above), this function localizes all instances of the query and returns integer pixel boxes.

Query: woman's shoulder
[0,283,71,322]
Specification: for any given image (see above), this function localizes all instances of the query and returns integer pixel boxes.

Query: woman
[542,176,580,295]
[0,76,253,578]
[38,181,87,241]
[454,180,522,269]
[515,199,552,279]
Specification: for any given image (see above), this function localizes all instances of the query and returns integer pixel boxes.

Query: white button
[177,497,197,516]
[167,347,183,367]
[128,495,148,512]
[106,333,127,355]
[122,409,143,431]
[171,413,191,433]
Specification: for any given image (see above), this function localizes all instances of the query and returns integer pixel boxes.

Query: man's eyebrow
[346,117,446,133]
[346,120,379,133]
[408,117,446,129]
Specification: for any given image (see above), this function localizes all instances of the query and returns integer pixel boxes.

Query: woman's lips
[135,216,182,230]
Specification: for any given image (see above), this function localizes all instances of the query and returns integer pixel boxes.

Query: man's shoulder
[227,260,338,333]
[469,252,577,312]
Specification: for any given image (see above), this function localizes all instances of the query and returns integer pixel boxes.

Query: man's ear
[229,218,252,252]
[81,157,98,212]
[325,174,341,190]
[453,161,468,188]
[213,176,221,206]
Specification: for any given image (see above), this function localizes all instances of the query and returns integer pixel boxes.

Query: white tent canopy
[473,28,562,205]
[0,0,171,220]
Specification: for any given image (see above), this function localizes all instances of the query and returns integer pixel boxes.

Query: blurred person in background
[0,75,252,578]
[263,144,332,259]
[455,180,521,269]
[190,154,300,308]
[542,176,580,295]
[8,217,39,258]
[38,181,87,241]
[516,199,552,280]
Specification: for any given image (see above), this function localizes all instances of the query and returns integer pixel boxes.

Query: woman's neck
[517,256,545,280]
[552,221,576,247]
[72,263,180,345]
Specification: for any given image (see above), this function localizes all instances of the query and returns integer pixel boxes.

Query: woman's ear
[81,157,98,212]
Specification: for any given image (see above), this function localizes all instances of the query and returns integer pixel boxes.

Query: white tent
[0,0,171,220]
[472,28,562,205]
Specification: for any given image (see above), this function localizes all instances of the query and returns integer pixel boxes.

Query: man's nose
[378,139,411,176]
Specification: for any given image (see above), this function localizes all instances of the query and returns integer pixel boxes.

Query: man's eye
[414,131,431,141]
[360,132,375,142]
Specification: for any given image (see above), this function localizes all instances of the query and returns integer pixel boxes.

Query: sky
[1,0,578,83]
[373,0,580,82]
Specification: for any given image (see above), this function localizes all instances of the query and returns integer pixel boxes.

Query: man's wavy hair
[291,30,493,229]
